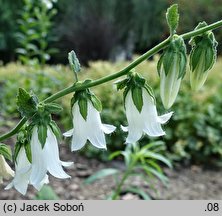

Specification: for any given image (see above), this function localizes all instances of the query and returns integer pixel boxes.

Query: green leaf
[16,88,38,118]
[141,141,165,151]
[35,185,59,200]
[124,187,151,200]
[142,165,168,185]
[132,87,143,113]
[166,4,179,35]
[0,144,12,161]
[144,151,172,168]
[78,98,88,120]
[108,151,122,160]
[84,168,119,184]
[68,50,81,74]
[38,124,48,148]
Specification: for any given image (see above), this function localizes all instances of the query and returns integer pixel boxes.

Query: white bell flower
[64,101,116,151]
[122,89,173,143]
[160,57,182,109]
[5,146,48,195]
[0,155,14,184]
[29,126,73,186]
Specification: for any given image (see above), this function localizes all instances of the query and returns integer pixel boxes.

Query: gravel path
[0,144,222,200]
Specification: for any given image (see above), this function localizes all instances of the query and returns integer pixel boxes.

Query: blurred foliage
[16,0,57,66]
[35,185,59,200]
[1,0,222,64]
[1,57,222,166]
[0,0,22,62]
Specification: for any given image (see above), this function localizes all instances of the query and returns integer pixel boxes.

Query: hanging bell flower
[157,35,187,109]
[63,89,116,151]
[0,155,14,184]
[189,22,218,91]
[5,146,49,195]
[116,72,173,143]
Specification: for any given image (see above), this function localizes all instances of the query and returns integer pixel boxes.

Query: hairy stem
[0,20,222,142]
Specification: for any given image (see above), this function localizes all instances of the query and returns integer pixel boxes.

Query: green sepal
[49,121,62,141]
[132,87,143,113]
[189,25,217,73]
[158,36,187,79]
[16,88,38,118]
[144,84,156,104]
[14,126,32,163]
[13,142,22,164]
[78,98,88,120]
[38,124,48,148]
[166,4,179,35]
[90,95,102,112]
[115,79,129,90]
[44,103,63,114]
[24,142,32,163]
[68,50,81,76]
[0,144,12,161]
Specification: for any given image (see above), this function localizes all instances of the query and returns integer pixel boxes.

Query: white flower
[0,155,14,184]
[160,58,182,109]
[29,126,73,186]
[122,89,173,143]
[5,147,48,195]
[64,101,116,151]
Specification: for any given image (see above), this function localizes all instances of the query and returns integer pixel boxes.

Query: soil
[0,143,222,200]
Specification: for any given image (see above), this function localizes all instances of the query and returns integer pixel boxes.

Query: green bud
[157,35,187,109]
[68,50,81,82]
[189,22,218,91]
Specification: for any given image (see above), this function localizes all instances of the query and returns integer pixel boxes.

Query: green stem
[111,153,138,200]
[0,20,222,142]
[111,169,132,200]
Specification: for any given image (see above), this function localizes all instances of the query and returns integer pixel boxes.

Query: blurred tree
[54,0,167,64]
[0,0,22,62]
[0,0,222,64]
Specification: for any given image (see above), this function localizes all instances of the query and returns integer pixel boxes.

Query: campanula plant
[0,4,221,199]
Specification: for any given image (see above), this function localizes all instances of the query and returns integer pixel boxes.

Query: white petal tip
[102,124,116,134]
[121,125,128,132]
[63,129,74,137]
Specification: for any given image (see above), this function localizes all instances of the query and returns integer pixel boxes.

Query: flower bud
[189,22,218,91]
[0,155,14,184]
[157,35,187,109]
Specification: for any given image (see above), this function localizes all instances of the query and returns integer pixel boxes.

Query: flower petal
[43,128,71,179]
[121,125,128,132]
[30,127,47,186]
[71,103,88,151]
[32,174,49,191]
[101,124,116,134]
[86,102,107,149]
[63,129,74,137]
[124,91,143,143]
[158,112,173,124]
[61,161,74,167]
